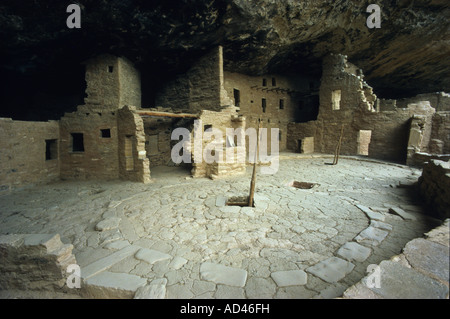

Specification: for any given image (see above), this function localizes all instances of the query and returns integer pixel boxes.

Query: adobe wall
[0,118,59,191]
[155,47,225,113]
[397,92,450,112]
[59,106,120,180]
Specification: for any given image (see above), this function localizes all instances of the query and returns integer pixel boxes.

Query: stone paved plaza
[0,155,445,298]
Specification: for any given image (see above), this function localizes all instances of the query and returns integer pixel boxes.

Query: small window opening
[71,133,84,152]
[279,99,284,110]
[233,89,240,107]
[332,90,341,110]
[279,131,282,141]
[108,66,114,73]
[100,129,111,138]
[262,98,267,113]
[204,125,212,132]
[272,78,276,86]
[262,78,267,87]
[45,139,57,160]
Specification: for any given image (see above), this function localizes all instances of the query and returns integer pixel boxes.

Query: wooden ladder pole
[248,118,262,207]
[333,124,344,165]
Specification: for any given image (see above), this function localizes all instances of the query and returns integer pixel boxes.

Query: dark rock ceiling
[0,0,449,120]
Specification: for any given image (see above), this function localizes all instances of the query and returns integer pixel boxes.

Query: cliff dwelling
[0,1,449,303]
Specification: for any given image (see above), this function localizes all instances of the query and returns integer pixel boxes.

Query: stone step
[80,245,140,280]
[83,271,147,299]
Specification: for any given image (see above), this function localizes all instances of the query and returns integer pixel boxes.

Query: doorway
[357,130,372,156]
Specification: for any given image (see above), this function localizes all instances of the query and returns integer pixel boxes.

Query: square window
[100,129,111,138]
[71,133,84,152]
[204,125,212,132]
[45,139,57,160]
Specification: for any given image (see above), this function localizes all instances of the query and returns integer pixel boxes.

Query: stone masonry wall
[59,106,119,180]
[430,112,450,154]
[397,92,450,112]
[0,234,77,293]
[223,72,316,152]
[155,47,224,113]
[192,106,246,179]
[0,118,59,191]
[84,55,141,109]
[418,159,450,219]
[118,106,151,183]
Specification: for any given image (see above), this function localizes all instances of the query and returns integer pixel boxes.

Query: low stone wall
[418,159,450,219]
[0,234,77,293]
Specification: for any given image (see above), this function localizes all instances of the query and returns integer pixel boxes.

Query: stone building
[1,47,449,190]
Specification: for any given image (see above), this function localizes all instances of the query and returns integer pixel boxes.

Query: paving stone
[356,204,385,221]
[81,245,140,279]
[271,270,308,287]
[104,240,130,250]
[84,271,147,297]
[95,217,121,231]
[337,242,372,262]
[370,220,393,231]
[354,226,389,246]
[214,285,245,299]
[169,256,188,270]
[364,260,448,299]
[200,262,247,287]
[135,248,172,264]
[388,206,417,220]
[306,257,355,283]
[134,278,167,299]
[215,195,227,207]
[245,277,277,298]
[403,238,449,283]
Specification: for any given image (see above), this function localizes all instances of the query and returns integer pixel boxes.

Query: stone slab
[403,238,449,283]
[388,207,417,220]
[370,220,393,231]
[365,260,448,299]
[306,257,355,283]
[356,204,385,221]
[354,226,389,246]
[215,195,227,207]
[81,245,140,279]
[95,217,121,231]
[135,248,172,264]
[134,278,167,299]
[337,242,372,262]
[200,262,247,287]
[84,271,147,295]
[271,270,308,287]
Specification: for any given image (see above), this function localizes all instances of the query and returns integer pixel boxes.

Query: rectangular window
[204,124,212,132]
[332,90,341,110]
[100,129,111,138]
[262,98,267,113]
[279,99,284,110]
[71,133,84,152]
[45,139,57,160]
[272,78,276,86]
[108,66,114,73]
[262,78,267,87]
[233,89,240,107]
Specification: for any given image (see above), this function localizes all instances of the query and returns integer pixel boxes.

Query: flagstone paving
[0,155,446,298]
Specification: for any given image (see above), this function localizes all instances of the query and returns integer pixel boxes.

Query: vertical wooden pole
[248,119,261,207]
[333,124,344,165]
